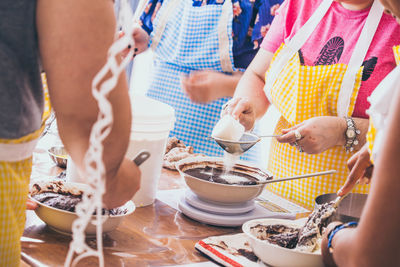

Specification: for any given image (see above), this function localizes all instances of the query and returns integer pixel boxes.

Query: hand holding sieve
[210,132,282,155]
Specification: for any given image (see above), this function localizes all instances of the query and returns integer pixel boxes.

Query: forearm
[37,0,131,179]
[234,50,273,119]
[56,79,131,179]
[329,228,361,267]
[217,71,243,98]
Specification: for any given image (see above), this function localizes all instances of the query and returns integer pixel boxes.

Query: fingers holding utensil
[279,126,304,153]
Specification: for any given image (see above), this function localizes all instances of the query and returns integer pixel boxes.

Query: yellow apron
[264,0,384,208]
[0,73,50,266]
[366,45,400,162]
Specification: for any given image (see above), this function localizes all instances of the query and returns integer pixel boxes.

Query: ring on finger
[294,129,302,141]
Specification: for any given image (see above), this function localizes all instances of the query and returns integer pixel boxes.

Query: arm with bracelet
[320,76,400,266]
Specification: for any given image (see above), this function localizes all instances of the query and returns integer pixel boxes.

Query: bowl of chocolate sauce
[176,156,272,204]
[29,180,135,235]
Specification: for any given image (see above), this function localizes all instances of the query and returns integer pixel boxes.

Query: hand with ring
[293,132,304,153]
[276,116,345,154]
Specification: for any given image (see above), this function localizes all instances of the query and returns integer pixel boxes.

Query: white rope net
[64,1,137,266]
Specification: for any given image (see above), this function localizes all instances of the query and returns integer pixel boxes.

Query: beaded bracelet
[327,221,358,253]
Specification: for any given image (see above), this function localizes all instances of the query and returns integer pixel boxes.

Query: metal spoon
[332,180,360,208]
[256,170,337,185]
[210,132,282,155]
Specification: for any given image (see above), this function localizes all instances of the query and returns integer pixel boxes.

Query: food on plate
[250,224,300,249]
[32,191,81,212]
[163,137,203,170]
[296,201,336,252]
[250,201,337,253]
[165,136,186,154]
[30,180,128,215]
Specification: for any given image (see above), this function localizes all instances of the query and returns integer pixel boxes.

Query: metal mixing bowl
[29,180,135,235]
[315,193,368,223]
[48,146,68,168]
[176,156,273,204]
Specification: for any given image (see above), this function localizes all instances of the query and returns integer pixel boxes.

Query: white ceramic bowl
[29,180,135,235]
[176,156,272,204]
[242,218,324,267]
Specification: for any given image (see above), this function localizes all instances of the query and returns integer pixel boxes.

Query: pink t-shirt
[261,0,400,118]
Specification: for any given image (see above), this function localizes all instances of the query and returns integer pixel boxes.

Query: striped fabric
[146,0,261,162]
[266,44,369,209]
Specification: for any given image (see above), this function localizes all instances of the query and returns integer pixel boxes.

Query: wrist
[336,117,347,147]
[221,74,241,98]
[327,221,358,254]
[343,117,361,152]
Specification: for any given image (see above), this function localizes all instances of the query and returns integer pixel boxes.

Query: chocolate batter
[250,224,300,249]
[296,201,336,252]
[184,166,259,185]
[32,191,127,215]
[250,201,337,252]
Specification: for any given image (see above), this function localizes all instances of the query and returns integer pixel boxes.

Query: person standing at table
[321,38,400,267]
[130,0,282,162]
[0,0,141,265]
[223,0,400,208]
[320,62,400,267]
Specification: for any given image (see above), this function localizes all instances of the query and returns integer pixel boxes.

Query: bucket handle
[132,150,151,166]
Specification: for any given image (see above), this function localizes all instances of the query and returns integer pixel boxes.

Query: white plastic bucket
[125,94,175,207]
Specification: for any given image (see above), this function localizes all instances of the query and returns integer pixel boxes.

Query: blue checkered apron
[146,0,260,162]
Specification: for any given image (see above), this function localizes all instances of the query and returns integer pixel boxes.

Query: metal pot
[315,193,368,223]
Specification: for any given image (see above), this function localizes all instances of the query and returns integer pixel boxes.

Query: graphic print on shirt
[361,57,378,81]
[314,36,344,66]
[302,36,378,81]
[298,49,305,65]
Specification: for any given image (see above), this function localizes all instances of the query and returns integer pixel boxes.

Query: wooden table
[21,137,240,266]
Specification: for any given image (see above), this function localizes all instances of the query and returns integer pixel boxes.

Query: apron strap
[150,0,234,73]
[337,0,384,117]
[218,0,234,73]
[150,0,182,50]
[133,0,150,22]
[0,139,38,162]
[265,0,333,97]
